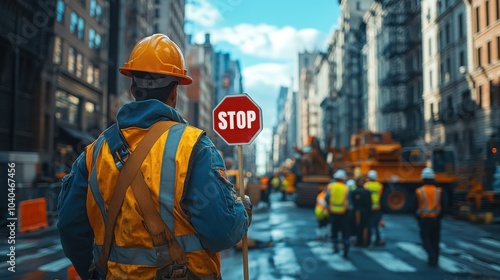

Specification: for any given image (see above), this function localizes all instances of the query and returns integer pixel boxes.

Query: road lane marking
[38,258,72,272]
[363,250,416,272]
[455,241,499,259]
[0,244,62,269]
[273,246,301,276]
[306,241,356,271]
[479,238,500,250]
[396,242,470,274]
[439,243,500,273]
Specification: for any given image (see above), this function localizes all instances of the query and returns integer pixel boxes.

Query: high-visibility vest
[86,123,219,279]
[328,182,350,214]
[315,191,329,220]
[364,181,383,210]
[271,177,280,189]
[416,185,442,218]
[260,177,269,190]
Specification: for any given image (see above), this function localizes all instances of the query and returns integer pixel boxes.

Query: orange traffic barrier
[19,198,48,233]
[67,265,82,280]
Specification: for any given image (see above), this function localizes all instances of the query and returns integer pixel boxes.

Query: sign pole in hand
[237,145,249,280]
[213,94,262,280]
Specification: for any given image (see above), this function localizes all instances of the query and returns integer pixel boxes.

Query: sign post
[213,94,262,280]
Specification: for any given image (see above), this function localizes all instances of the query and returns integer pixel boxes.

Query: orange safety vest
[328,182,350,214]
[86,123,220,279]
[260,177,269,190]
[314,191,329,220]
[416,185,442,219]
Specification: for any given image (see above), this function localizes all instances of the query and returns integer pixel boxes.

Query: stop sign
[213,94,263,145]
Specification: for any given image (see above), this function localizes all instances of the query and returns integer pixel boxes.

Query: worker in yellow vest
[416,167,443,267]
[314,186,330,240]
[325,169,351,258]
[259,175,271,208]
[364,170,385,246]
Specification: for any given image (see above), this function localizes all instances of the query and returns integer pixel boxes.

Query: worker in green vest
[364,170,385,246]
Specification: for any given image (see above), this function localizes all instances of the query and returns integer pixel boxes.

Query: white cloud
[194,24,326,60]
[186,0,222,28]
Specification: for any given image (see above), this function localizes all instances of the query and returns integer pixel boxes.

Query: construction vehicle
[292,137,331,207]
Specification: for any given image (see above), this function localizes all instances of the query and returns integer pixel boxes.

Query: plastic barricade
[18,198,48,233]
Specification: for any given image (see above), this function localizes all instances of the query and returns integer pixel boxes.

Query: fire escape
[379,0,421,144]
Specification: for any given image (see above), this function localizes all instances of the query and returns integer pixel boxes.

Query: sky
[186,0,340,174]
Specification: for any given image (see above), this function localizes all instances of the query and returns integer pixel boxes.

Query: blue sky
[186,0,340,174]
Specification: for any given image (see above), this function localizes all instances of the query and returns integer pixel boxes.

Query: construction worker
[326,169,351,258]
[57,34,251,280]
[271,171,281,192]
[364,169,385,246]
[416,167,443,267]
[259,175,271,207]
[348,179,372,247]
[314,185,330,240]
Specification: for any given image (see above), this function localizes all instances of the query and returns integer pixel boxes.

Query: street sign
[213,94,263,145]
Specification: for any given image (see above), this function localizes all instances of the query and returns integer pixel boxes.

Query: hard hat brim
[119,67,193,85]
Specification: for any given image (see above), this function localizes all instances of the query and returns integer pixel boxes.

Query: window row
[475,0,500,33]
[476,35,500,67]
[57,0,102,24]
[55,89,98,127]
[53,37,101,88]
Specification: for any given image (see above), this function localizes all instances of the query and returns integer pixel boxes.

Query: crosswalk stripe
[273,246,301,276]
[0,244,62,269]
[440,244,500,273]
[306,241,356,271]
[455,241,499,259]
[38,258,72,272]
[396,242,470,274]
[362,250,416,272]
[478,238,500,250]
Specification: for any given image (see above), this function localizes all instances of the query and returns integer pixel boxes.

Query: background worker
[326,169,351,258]
[364,170,385,246]
[314,185,330,240]
[416,167,443,267]
[349,179,372,247]
[57,34,251,280]
[259,175,271,208]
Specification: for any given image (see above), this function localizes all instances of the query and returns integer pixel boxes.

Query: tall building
[422,0,475,163]
[110,0,154,123]
[298,52,321,148]
[0,0,56,163]
[213,51,244,105]
[51,0,110,170]
[153,0,189,117]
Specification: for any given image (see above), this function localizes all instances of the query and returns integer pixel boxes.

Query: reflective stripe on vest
[328,182,349,214]
[417,186,441,218]
[86,123,218,277]
[365,181,383,210]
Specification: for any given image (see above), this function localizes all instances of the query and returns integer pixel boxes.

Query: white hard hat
[421,167,435,179]
[368,170,378,180]
[333,169,347,180]
[346,179,356,188]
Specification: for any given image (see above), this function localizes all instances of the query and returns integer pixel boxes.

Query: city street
[1,192,500,280]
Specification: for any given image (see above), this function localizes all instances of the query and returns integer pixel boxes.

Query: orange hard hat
[119,34,193,85]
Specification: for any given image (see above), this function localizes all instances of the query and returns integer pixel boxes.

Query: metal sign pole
[238,144,249,280]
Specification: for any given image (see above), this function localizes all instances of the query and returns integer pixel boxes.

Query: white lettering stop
[218,110,256,130]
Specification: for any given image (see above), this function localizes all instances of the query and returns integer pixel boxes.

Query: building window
[478,85,483,107]
[76,54,83,78]
[477,47,482,67]
[89,29,95,49]
[490,80,497,107]
[497,0,500,20]
[55,90,80,125]
[90,0,96,17]
[430,70,433,89]
[70,12,78,34]
[476,7,480,33]
[486,0,490,27]
[68,47,75,73]
[447,96,453,112]
[459,50,465,67]
[440,62,445,84]
[429,38,432,56]
[53,36,62,64]
[80,0,86,7]
[498,36,500,61]
[77,18,85,40]
[96,5,102,23]
[445,23,450,45]
[458,13,464,39]
[86,65,94,84]
[95,34,101,50]
[155,8,160,18]
[446,57,451,82]
[85,101,95,113]
[93,67,100,87]
[356,1,361,10]
[56,0,65,22]
[431,103,435,121]
[488,41,492,64]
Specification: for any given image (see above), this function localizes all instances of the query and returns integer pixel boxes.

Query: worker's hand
[237,195,252,226]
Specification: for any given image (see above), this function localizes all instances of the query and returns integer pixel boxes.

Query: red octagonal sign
[213,94,263,145]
